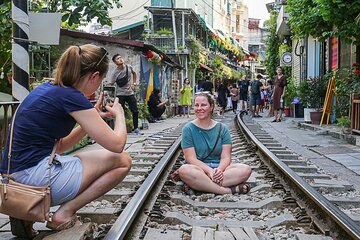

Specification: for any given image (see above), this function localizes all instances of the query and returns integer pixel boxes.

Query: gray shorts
[11,154,83,206]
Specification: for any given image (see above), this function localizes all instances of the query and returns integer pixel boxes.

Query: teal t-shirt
[181,122,232,164]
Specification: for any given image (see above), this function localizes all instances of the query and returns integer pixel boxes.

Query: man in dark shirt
[238,76,250,112]
[250,74,263,117]
[202,76,214,94]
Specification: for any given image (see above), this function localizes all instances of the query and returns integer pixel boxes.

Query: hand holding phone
[102,86,116,112]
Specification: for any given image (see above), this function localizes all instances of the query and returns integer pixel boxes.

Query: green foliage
[284,77,298,107]
[30,0,122,27]
[298,77,328,110]
[333,65,360,116]
[0,2,12,94]
[278,43,291,59]
[264,11,280,80]
[138,102,150,120]
[188,36,203,69]
[286,0,360,44]
[156,27,173,35]
[337,116,351,128]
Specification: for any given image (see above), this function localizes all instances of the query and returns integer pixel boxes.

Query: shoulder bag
[200,123,222,161]
[115,65,129,88]
[0,106,57,222]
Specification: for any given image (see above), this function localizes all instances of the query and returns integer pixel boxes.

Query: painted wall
[109,0,148,32]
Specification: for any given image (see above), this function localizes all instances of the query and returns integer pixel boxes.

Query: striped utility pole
[12,0,29,101]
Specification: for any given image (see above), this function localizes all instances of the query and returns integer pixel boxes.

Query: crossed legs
[178,163,252,194]
[51,149,131,224]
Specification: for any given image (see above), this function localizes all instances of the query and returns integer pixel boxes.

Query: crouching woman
[177,92,252,194]
[0,44,131,237]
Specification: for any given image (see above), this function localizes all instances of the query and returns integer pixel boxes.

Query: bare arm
[69,98,127,153]
[281,86,286,97]
[218,144,232,171]
[157,99,169,107]
[56,126,87,154]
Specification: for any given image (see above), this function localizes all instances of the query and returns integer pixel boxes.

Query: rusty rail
[0,102,20,161]
[351,93,360,134]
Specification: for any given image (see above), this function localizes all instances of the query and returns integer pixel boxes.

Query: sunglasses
[92,47,108,71]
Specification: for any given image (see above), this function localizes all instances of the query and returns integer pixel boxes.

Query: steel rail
[236,113,360,239]
[104,136,182,240]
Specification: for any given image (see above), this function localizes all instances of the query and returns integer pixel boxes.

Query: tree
[0,0,122,94]
[264,10,280,80]
[286,0,360,44]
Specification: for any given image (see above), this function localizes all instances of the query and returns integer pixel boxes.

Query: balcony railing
[145,36,191,54]
[0,101,20,161]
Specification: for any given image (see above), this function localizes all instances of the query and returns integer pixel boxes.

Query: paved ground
[251,112,360,191]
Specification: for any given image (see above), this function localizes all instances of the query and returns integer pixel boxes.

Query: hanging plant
[146,50,162,64]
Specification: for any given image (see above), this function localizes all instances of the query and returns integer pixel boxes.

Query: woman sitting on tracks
[1,44,131,237]
[175,92,252,195]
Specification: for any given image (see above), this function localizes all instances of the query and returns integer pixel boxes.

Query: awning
[199,63,213,72]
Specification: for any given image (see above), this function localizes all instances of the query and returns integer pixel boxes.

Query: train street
[1,0,360,239]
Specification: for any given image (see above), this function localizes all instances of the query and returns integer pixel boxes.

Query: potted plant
[337,116,351,134]
[299,77,327,124]
[138,102,150,130]
[124,105,134,133]
[284,77,298,117]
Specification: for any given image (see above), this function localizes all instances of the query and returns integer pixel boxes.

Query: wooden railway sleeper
[265,172,275,179]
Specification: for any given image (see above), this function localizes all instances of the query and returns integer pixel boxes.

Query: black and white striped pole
[12,0,29,101]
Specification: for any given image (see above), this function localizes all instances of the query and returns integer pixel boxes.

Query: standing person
[238,76,249,112]
[216,79,229,118]
[0,45,131,237]
[180,78,193,118]
[230,83,239,114]
[271,66,287,122]
[173,92,252,194]
[202,76,214,94]
[250,74,263,117]
[110,54,142,135]
[195,79,204,93]
[147,89,169,122]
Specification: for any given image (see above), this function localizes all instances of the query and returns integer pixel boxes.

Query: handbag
[0,105,57,222]
[115,65,129,88]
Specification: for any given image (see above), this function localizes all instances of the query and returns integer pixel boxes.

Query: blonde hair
[53,44,109,87]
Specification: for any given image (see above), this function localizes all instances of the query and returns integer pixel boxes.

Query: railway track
[16,113,360,239]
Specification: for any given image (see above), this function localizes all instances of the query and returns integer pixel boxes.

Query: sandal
[230,183,251,195]
[271,119,277,122]
[10,217,38,239]
[46,215,81,231]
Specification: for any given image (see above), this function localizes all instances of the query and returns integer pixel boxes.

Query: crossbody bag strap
[6,103,57,186]
[200,123,222,161]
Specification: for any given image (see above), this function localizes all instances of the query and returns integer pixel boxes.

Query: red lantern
[146,51,154,58]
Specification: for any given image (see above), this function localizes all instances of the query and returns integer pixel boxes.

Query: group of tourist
[1,44,289,238]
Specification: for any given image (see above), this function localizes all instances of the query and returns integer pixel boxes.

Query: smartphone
[102,86,116,111]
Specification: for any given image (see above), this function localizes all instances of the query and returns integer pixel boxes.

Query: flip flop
[230,183,251,194]
[10,217,38,239]
[46,215,81,231]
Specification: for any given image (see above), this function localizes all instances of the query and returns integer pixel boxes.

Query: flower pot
[284,107,291,117]
[310,111,322,125]
[304,108,316,123]
[341,127,352,134]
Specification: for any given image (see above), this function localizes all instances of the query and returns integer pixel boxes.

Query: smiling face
[194,95,214,120]
[276,67,283,75]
